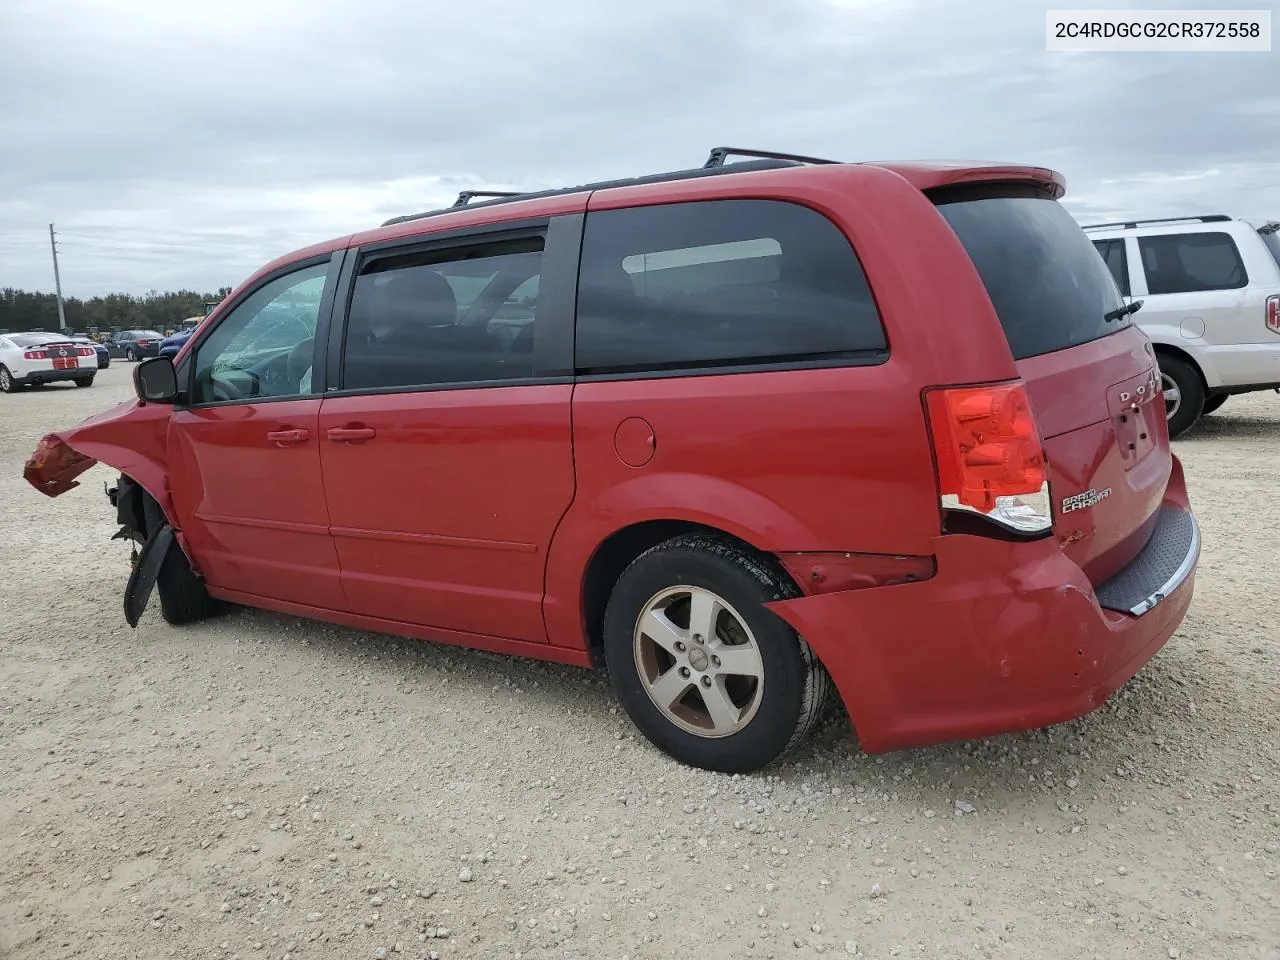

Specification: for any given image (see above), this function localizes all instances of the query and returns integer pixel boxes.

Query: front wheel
[75,376,95,388]
[1159,355,1205,438]
[140,495,215,625]
[603,535,831,773]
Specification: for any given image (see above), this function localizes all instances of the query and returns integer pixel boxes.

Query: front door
[167,256,345,610]
[317,221,579,643]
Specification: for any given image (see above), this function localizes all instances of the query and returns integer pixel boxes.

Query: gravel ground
[2,365,1278,960]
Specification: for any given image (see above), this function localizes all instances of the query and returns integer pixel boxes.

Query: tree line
[0,287,233,334]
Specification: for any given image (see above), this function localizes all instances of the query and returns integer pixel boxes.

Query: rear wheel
[602,534,831,773]
[1202,394,1227,415]
[0,366,18,393]
[74,376,95,388]
[1158,355,1205,438]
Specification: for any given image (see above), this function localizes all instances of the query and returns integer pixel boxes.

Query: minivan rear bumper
[766,455,1198,754]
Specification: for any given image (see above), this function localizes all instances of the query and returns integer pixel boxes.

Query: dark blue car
[71,336,110,369]
[158,329,194,358]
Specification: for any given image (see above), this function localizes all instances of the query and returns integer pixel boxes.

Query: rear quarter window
[574,199,887,374]
[1138,232,1248,294]
[935,193,1128,361]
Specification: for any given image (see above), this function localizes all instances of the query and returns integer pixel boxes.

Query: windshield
[935,193,1128,360]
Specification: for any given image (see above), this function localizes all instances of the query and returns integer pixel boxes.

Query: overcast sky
[1,0,1277,297]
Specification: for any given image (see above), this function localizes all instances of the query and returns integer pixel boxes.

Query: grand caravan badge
[1061,488,1112,513]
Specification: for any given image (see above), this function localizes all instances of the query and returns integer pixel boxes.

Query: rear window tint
[1138,232,1248,294]
[10,333,60,348]
[575,199,886,374]
[1258,227,1280,271]
[935,195,1128,361]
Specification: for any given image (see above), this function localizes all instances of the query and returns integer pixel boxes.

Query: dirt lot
[1,364,1277,960]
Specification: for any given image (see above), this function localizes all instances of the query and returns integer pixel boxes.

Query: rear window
[575,199,887,374]
[10,333,60,348]
[935,194,1127,360]
[1258,226,1280,270]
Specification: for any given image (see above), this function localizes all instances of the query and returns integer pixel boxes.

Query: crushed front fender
[24,435,98,497]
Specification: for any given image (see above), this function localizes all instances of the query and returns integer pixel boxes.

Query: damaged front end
[23,434,98,497]
[22,402,194,628]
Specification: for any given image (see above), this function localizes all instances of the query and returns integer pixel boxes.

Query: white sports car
[0,332,98,393]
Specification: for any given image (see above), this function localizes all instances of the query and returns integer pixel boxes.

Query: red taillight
[77,347,94,357]
[23,349,47,360]
[137,340,150,346]
[1267,295,1279,335]
[925,380,1052,535]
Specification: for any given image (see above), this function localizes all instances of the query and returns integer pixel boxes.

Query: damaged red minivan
[25,147,1199,773]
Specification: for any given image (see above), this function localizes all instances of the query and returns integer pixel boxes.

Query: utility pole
[49,223,67,332]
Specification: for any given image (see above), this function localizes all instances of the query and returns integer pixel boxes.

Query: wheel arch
[577,519,803,666]
[1149,341,1213,390]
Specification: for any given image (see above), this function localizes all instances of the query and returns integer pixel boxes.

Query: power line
[57,231,267,252]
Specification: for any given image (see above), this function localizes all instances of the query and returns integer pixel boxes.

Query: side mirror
[134,355,179,404]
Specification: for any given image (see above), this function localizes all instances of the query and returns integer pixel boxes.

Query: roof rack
[1083,214,1232,230]
[381,147,829,227]
[452,190,522,208]
[702,146,839,168]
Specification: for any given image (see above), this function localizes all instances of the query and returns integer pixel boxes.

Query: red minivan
[26,148,1199,773]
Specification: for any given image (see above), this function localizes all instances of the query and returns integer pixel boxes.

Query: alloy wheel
[632,585,765,738]
[1161,371,1181,421]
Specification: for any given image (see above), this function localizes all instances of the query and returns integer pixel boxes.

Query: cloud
[1,0,1276,297]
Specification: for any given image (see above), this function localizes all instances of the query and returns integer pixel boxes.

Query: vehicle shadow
[1178,407,1280,441]
[197,604,1208,800]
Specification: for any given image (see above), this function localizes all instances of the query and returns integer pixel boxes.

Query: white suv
[1084,215,1280,436]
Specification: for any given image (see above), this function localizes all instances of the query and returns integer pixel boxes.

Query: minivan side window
[574,199,886,374]
[192,261,328,404]
[1092,239,1131,297]
[341,238,543,391]
[1138,232,1248,295]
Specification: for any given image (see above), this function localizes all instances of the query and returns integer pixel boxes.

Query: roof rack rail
[1083,214,1232,230]
[381,149,816,227]
[452,190,522,208]
[703,146,840,169]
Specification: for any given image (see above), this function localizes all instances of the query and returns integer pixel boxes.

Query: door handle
[266,428,309,447]
[326,425,377,443]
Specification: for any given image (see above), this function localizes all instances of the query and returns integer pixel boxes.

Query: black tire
[74,376,95,388]
[602,534,831,774]
[0,365,20,393]
[126,348,137,362]
[1158,354,1205,438]
[1202,394,1227,415]
[141,495,214,625]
